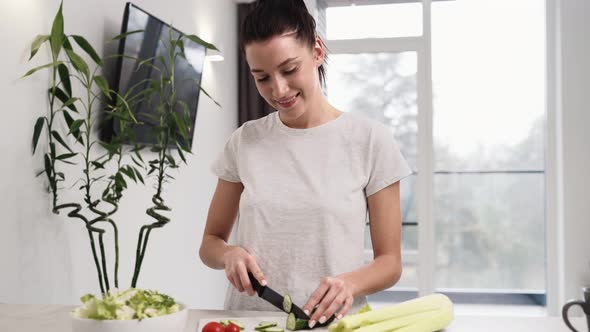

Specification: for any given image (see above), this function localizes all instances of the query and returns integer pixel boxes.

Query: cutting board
[197,317,329,332]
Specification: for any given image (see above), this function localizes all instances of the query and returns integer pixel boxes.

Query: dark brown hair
[240,0,328,88]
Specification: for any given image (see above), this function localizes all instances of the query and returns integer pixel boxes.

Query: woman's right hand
[222,246,267,296]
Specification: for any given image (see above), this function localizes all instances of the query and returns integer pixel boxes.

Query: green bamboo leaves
[58,64,72,96]
[51,130,73,153]
[27,1,221,294]
[186,34,219,51]
[24,1,134,295]
[71,35,102,66]
[32,117,46,154]
[65,49,89,78]
[30,35,50,60]
[22,62,62,79]
[49,1,64,61]
[112,29,143,41]
[130,28,219,287]
[93,76,110,100]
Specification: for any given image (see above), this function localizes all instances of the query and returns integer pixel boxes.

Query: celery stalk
[336,294,453,330]
[387,306,454,332]
[353,310,441,332]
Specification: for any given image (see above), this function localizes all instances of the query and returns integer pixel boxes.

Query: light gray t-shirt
[211,111,412,313]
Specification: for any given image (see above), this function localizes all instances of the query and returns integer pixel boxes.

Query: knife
[248,272,310,320]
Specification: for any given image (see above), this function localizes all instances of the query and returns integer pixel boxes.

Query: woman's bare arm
[199,178,244,269]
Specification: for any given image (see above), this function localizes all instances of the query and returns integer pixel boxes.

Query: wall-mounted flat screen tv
[102,2,206,150]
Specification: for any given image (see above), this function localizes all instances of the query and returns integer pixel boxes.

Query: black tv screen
[104,2,206,150]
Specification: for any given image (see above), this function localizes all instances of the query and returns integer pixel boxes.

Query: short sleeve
[365,124,413,197]
[211,128,242,183]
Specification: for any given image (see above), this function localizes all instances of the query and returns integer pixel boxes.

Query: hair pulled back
[240,0,328,87]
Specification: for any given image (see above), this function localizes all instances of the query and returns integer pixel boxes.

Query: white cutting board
[197,317,329,332]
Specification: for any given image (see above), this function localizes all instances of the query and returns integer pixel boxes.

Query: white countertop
[0,303,585,332]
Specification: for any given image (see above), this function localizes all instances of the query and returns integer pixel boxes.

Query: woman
[199,0,412,327]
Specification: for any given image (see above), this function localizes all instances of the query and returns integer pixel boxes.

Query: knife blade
[248,272,310,320]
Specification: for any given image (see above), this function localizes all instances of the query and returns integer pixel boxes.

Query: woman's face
[244,32,324,118]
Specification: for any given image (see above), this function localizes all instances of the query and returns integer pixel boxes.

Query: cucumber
[286,309,336,330]
[262,328,284,332]
[309,305,335,327]
[286,312,308,331]
[229,320,245,330]
[255,322,278,331]
[283,294,293,313]
[220,320,230,326]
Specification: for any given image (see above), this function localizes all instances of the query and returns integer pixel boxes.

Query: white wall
[0,0,238,308]
[559,0,590,306]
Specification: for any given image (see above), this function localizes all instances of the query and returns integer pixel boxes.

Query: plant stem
[81,71,122,293]
[89,204,119,289]
[89,228,106,294]
[112,221,119,288]
[81,76,113,293]
[48,64,59,211]
[54,202,106,295]
[98,232,110,291]
[130,40,177,287]
[83,80,93,206]
[43,54,111,295]
[130,196,170,287]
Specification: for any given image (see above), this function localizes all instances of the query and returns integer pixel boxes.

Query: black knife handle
[248,272,264,296]
[291,305,310,320]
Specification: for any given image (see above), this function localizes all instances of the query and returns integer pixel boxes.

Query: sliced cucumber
[255,322,278,331]
[262,327,284,332]
[229,320,245,330]
[254,322,277,330]
[283,294,293,313]
[220,320,230,326]
[286,312,308,331]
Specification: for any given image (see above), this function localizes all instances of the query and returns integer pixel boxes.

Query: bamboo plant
[25,1,219,295]
[129,24,220,287]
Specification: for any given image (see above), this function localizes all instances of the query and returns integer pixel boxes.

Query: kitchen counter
[0,303,586,332]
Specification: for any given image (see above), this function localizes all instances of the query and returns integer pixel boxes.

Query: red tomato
[225,323,241,332]
[202,322,225,332]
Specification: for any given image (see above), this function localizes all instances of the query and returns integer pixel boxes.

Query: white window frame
[323,0,561,315]
[324,0,436,297]
[545,0,562,317]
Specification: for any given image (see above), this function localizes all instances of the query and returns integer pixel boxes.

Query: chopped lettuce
[71,288,180,320]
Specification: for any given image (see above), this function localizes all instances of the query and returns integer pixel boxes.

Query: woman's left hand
[303,276,355,328]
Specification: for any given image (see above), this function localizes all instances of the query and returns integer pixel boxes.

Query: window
[431,0,546,293]
[323,0,547,305]
[326,52,419,289]
[326,3,422,39]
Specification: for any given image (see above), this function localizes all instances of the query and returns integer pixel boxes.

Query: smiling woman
[239,0,330,129]
[245,33,324,125]
[199,0,413,328]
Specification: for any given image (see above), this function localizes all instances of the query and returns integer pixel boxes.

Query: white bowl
[70,303,189,332]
